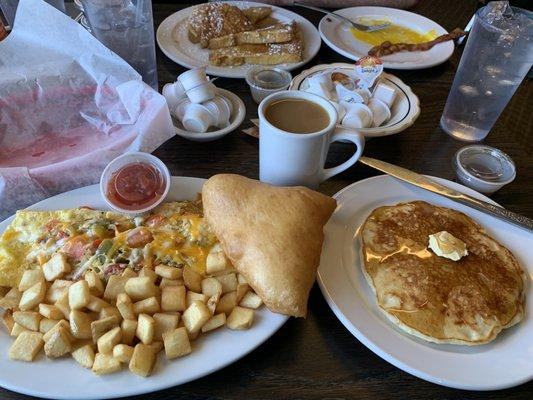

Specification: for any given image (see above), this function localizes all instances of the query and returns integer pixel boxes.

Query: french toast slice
[208,22,296,50]
[242,7,272,24]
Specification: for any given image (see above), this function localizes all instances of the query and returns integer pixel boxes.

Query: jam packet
[354,56,384,89]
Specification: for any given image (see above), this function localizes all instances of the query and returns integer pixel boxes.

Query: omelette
[0,201,219,288]
[361,201,526,345]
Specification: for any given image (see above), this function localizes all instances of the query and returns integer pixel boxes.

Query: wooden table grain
[2,0,532,399]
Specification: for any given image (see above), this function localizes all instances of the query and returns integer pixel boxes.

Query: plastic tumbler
[440,1,532,142]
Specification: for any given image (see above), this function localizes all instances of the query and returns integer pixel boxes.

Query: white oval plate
[0,177,288,399]
[318,175,533,390]
[290,62,420,137]
[156,1,322,78]
[174,89,246,142]
[319,7,454,70]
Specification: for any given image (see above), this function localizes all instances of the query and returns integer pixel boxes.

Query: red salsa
[107,162,166,210]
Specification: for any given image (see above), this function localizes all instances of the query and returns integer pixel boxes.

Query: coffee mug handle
[321,127,365,182]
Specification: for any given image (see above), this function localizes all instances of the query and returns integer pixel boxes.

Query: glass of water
[81,0,158,89]
[440,1,532,142]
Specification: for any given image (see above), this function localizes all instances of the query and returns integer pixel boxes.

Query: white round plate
[174,89,246,142]
[0,177,288,400]
[318,175,533,390]
[319,7,454,69]
[157,1,321,78]
[290,63,420,137]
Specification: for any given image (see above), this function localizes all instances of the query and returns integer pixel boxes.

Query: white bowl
[99,152,171,215]
[290,63,420,138]
[173,88,246,142]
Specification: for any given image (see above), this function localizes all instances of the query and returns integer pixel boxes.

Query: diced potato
[183,266,202,293]
[45,280,72,304]
[182,301,211,335]
[13,311,41,331]
[132,296,160,315]
[206,244,229,275]
[38,304,63,320]
[84,271,104,297]
[68,280,90,310]
[129,343,156,377]
[153,313,179,341]
[147,341,164,354]
[215,291,238,315]
[116,293,135,320]
[227,306,254,330]
[19,281,47,311]
[0,287,22,309]
[103,275,127,301]
[186,292,207,308]
[201,277,222,298]
[90,316,119,343]
[162,327,191,360]
[206,294,220,315]
[155,265,182,280]
[70,310,93,340]
[239,292,263,309]
[39,318,60,334]
[125,277,158,301]
[99,307,122,322]
[97,326,122,354]
[0,286,7,298]
[138,267,157,283]
[18,269,45,292]
[72,344,95,368]
[11,322,26,337]
[44,326,72,358]
[54,291,71,320]
[161,285,186,312]
[216,273,238,294]
[2,310,14,333]
[237,274,248,285]
[236,283,249,303]
[121,268,138,279]
[42,253,71,281]
[92,353,121,375]
[42,319,70,342]
[121,319,137,346]
[8,331,43,361]
[159,278,183,288]
[86,295,110,312]
[113,344,134,363]
[201,313,226,333]
[136,314,155,345]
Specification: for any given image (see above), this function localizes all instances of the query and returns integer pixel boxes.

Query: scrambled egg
[351,18,437,47]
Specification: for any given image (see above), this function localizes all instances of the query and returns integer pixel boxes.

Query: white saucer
[290,63,420,137]
[173,88,246,142]
[319,7,454,70]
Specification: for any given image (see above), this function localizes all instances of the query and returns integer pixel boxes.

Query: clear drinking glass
[81,0,158,89]
[0,0,65,28]
[440,1,533,142]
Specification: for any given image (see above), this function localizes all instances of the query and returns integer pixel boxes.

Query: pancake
[361,201,526,345]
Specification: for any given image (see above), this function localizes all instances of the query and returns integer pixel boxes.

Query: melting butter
[428,231,468,261]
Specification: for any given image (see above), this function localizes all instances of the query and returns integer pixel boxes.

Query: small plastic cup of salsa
[100,152,171,215]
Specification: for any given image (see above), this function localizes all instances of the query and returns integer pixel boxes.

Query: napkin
[0,0,175,220]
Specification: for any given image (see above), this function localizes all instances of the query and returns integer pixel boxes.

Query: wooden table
[2,0,532,399]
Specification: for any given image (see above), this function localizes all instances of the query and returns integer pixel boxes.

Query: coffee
[265,99,330,134]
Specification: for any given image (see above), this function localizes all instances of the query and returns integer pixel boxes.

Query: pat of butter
[428,231,468,261]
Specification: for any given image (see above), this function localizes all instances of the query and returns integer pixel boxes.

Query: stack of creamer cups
[163,67,233,133]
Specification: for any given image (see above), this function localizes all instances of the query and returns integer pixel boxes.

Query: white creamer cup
[182,103,214,133]
[171,97,191,120]
[203,96,232,128]
[162,81,186,109]
[372,82,397,108]
[186,81,217,104]
[178,67,208,91]
[342,103,373,129]
[368,98,391,127]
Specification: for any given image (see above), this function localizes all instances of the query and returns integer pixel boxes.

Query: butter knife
[359,156,533,233]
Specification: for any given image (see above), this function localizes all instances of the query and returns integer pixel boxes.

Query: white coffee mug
[259,91,365,188]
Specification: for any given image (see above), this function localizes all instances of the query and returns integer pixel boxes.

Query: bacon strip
[368,28,466,57]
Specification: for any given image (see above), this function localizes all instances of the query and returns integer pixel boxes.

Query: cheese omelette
[361,201,526,345]
[0,201,218,287]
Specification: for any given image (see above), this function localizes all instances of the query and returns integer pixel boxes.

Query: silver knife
[359,156,533,233]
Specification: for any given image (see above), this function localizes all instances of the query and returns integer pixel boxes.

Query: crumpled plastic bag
[0,0,176,220]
